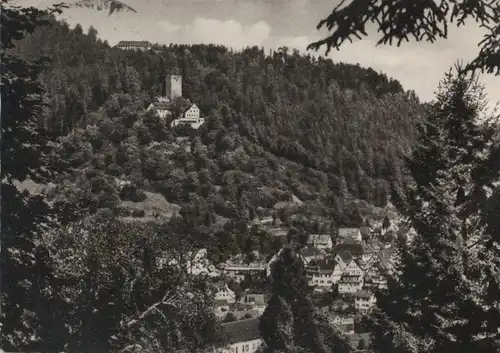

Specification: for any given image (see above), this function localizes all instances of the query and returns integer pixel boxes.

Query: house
[307,234,333,250]
[146,98,173,119]
[333,251,353,271]
[329,315,355,335]
[338,275,364,294]
[307,258,340,290]
[215,284,237,304]
[170,103,205,130]
[250,216,274,226]
[223,261,268,283]
[333,239,364,259]
[363,265,387,290]
[343,260,364,277]
[240,293,267,314]
[338,228,362,243]
[115,40,152,51]
[220,318,263,353]
[354,290,376,312]
[300,246,328,264]
[148,74,205,129]
[349,333,371,351]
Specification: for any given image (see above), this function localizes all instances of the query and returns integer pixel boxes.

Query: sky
[14,0,500,105]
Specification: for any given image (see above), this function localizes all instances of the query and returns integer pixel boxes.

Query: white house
[307,234,333,250]
[307,259,339,290]
[338,275,364,294]
[220,318,263,353]
[354,290,377,312]
[343,260,364,277]
[171,103,205,130]
[215,284,236,304]
[115,40,152,51]
[338,228,362,243]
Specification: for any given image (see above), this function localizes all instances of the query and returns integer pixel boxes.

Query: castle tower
[165,74,182,101]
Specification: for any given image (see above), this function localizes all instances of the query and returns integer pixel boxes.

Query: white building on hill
[147,74,205,129]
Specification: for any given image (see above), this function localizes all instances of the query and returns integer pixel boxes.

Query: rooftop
[115,41,152,48]
[333,243,364,256]
[335,251,353,263]
[354,290,373,299]
[301,246,328,258]
[220,318,261,344]
[338,228,360,238]
[309,258,337,271]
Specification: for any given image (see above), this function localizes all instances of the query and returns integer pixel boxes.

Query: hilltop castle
[146,74,204,130]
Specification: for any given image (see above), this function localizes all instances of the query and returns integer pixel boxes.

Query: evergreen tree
[260,247,351,353]
[382,215,391,230]
[1,1,70,350]
[366,67,500,353]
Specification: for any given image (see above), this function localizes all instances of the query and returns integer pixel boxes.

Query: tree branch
[122,291,178,329]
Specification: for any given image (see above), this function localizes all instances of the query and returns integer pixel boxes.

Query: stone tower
[165,74,182,101]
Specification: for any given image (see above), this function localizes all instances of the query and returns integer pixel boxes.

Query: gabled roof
[340,237,359,245]
[221,318,261,344]
[334,251,353,263]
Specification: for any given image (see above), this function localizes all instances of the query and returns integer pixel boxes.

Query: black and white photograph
[2,1,500,352]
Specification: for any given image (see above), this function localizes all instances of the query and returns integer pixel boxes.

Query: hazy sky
[16,0,500,105]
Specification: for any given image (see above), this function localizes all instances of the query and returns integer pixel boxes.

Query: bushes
[119,183,147,202]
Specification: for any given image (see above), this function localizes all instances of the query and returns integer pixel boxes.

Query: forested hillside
[12,18,423,256]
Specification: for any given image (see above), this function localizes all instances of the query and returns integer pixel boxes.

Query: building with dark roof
[220,318,263,353]
[300,246,327,264]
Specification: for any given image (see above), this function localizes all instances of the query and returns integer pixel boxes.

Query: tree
[309,0,500,75]
[38,214,223,353]
[366,68,500,353]
[1,1,73,350]
[260,246,351,353]
[357,339,366,351]
[382,215,391,230]
[223,313,237,323]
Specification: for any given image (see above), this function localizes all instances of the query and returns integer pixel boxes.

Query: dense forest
[12,18,423,223]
